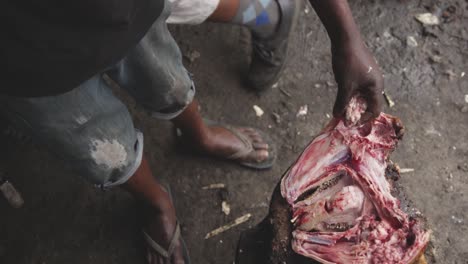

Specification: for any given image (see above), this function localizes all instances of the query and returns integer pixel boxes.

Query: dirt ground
[1,0,467,263]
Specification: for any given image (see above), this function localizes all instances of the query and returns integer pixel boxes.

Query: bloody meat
[280,113,430,264]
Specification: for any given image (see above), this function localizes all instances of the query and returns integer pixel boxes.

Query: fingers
[391,116,405,139]
[358,112,375,125]
[358,83,383,124]
[333,86,351,118]
[368,88,383,118]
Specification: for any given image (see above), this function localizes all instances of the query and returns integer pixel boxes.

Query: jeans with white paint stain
[0,0,194,187]
[0,78,143,188]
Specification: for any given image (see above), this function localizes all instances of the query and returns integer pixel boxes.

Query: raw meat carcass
[235,104,431,264]
[279,113,431,264]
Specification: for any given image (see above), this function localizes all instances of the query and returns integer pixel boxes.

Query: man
[1,0,383,263]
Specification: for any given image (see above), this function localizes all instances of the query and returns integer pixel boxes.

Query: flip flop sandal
[222,125,276,170]
[142,185,191,264]
[143,222,190,263]
[175,120,276,170]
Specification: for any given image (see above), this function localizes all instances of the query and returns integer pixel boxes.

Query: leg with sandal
[2,0,300,262]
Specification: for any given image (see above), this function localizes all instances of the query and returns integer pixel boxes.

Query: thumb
[333,87,352,118]
[359,86,383,123]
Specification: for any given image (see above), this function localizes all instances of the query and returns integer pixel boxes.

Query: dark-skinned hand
[331,39,384,124]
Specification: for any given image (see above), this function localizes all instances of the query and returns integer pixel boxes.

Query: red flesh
[281,114,430,264]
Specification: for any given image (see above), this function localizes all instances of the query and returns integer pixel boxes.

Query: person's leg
[168,0,280,36]
[168,0,300,90]
[107,0,275,168]
[0,77,186,264]
[208,0,280,38]
[124,158,185,264]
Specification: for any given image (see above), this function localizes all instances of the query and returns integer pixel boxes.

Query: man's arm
[310,0,383,123]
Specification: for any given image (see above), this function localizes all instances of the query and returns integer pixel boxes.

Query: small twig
[400,168,415,174]
[383,92,395,108]
[279,87,292,97]
[202,183,226,190]
[205,213,252,239]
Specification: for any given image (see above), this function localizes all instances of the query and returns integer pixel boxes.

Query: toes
[240,128,260,137]
[253,142,269,150]
[155,254,163,264]
[240,127,256,133]
[252,149,269,162]
[214,126,273,164]
[235,127,267,144]
[172,254,185,264]
[146,250,152,264]
[240,129,266,143]
[250,134,264,143]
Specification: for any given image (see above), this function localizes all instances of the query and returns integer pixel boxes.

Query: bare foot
[144,197,185,264]
[197,125,271,165]
[171,100,273,167]
[124,158,188,264]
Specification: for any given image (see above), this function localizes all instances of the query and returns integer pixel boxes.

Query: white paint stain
[91,139,128,169]
[367,66,373,73]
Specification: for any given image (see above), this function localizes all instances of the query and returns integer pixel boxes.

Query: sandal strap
[143,221,181,259]
[224,126,254,160]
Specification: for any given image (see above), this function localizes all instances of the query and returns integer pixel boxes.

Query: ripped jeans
[0,0,194,188]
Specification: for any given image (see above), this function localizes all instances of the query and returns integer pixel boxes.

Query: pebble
[296,105,308,117]
[184,50,200,63]
[451,215,464,224]
[429,54,442,63]
[383,30,392,39]
[406,36,418,47]
[415,13,440,25]
[253,105,264,117]
[457,163,468,172]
